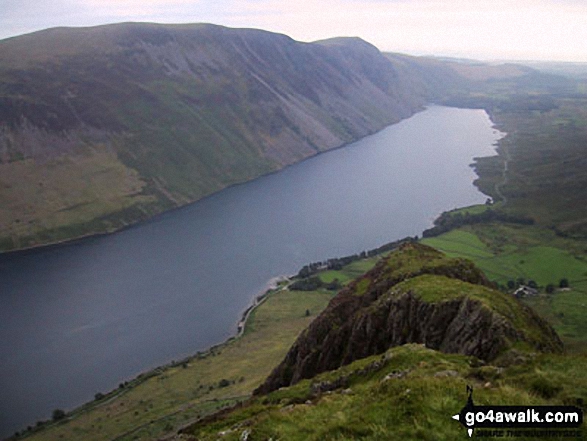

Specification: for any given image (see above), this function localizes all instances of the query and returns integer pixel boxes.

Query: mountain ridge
[0,22,563,252]
[0,22,428,251]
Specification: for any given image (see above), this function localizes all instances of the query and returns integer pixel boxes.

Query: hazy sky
[1,0,586,61]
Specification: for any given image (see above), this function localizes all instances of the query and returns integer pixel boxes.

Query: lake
[0,106,503,436]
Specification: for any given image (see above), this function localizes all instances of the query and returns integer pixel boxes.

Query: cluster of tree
[422,209,534,238]
[547,278,570,293]
[296,237,416,278]
[289,276,341,292]
[218,378,231,388]
[501,277,569,294]
[52,409,66,421]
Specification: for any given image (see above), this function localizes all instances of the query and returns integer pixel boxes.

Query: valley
[0,23,430,252]
[2,22,587,441]
[0,105,499,438]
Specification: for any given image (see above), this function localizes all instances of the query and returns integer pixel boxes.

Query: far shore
[0,105,429,257]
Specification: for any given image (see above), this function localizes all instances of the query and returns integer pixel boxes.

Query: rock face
[255,243,562,394]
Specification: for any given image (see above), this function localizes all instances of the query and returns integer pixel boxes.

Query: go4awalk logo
[452,386,584,438]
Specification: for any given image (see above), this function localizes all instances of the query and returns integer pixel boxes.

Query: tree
[546,284,555,294]
[325,279,341,291]
[52,409,66,422]
[559,278,569,288]
[507,280,516,290]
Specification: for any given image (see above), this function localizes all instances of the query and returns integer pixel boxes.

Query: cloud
[220,0,587,61]
[79,0,202,17]
[1,0,586,61]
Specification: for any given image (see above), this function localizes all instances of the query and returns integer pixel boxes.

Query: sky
[1,0,586,62]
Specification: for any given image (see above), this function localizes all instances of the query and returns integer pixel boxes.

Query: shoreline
[236,275,291,336]
[8,273,295,439]
[139,274,293,375]
[0,107,426,257]
[3,104,507,438]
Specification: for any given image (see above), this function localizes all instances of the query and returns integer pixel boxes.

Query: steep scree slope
[0,23,427,250]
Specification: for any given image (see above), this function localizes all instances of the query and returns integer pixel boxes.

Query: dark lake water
[0,106,503,437]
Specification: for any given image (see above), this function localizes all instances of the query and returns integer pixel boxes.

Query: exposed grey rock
[254,244,563,395]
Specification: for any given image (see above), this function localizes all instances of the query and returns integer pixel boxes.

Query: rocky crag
[255,243,562,394]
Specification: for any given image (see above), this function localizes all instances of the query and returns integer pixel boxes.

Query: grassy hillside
[0,24,566,252]
[10,244,585,440]
[0,23,431,252]
[184,345,587,441]
[10,258,379,441]
[181,247,580,441]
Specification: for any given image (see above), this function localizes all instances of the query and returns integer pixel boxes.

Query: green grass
[422,225,587,288]
[397,274,504,307]
[422,223,587,351]
[185,344,587,441]
[421,229,495,260]
[318,257,381,285]
[20,286,336,441]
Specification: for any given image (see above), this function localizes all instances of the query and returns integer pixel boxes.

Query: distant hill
[0,23,431,251]
[0,23,564,252]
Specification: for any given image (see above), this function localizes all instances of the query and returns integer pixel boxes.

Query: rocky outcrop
[255,243,562,394]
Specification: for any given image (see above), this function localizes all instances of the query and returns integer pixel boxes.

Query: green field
[422,224,587,287]
[19,285,338,441]
[15,252,387,441]
[422,221,587,351]
[525,289,587,353]
[317,257,382,285]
